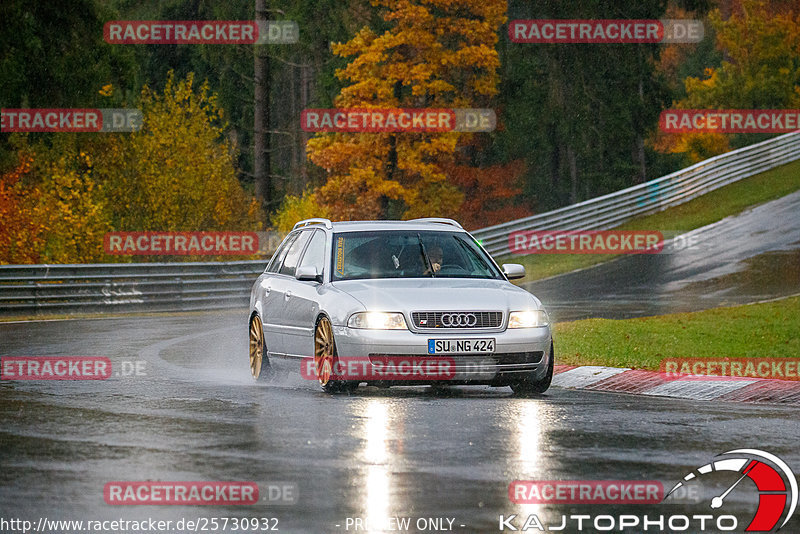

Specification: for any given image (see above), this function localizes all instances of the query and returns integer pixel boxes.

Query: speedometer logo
[665,449,798,532]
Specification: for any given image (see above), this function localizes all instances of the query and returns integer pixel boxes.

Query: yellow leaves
[654,0,800,161]
[99,84,114,97]
[0,154,44,264]
[99,71,262,239]
[673,132,730,163]
[2,71,264,264]
[307,0,505,221]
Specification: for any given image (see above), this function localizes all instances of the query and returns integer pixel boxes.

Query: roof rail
[408,218,463,229]
[292,218,333,230]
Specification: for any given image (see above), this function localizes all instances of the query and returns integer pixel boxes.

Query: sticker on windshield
[335,237,345,276]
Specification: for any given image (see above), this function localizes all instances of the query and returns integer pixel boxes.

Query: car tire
[249,314,273,381]
[314,316,358,394]
[510,340,554,395]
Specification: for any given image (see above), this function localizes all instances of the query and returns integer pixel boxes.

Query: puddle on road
[678,249,800,301]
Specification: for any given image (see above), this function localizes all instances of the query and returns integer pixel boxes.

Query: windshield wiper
[417,233,435,277]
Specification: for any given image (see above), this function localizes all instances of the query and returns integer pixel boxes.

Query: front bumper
[333,325,552,385]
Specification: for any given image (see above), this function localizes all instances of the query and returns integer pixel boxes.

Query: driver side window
[266,233,298,273]
[279,231,313,276]
[297,230,326,277]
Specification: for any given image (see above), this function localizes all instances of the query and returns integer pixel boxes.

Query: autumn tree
[446,159,530,230]
[36,149,112,263]
[2,74,264,264]
[655,0,800,162]
[0,153,46,264]
[0,135,113,264]
[0,0,137,167]
[303,0,506,220]
[94,72,264,237]
[497,0,675,210]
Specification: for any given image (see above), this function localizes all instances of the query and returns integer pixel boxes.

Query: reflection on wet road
[523,190,800,321]
[1,313,798,532]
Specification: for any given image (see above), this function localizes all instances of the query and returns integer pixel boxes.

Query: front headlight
[348,312,408,330]
[508,310,549,328]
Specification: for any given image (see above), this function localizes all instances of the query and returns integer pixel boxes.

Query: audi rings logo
[441,313,477,327]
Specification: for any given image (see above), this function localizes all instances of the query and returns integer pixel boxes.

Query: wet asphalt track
[1,313,799,533]
[2,193,800,533]
[523,189,800,321]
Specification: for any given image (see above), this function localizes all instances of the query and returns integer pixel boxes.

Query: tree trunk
[568,145,578,204]
[299,63,311,190]
[634,77,647,184]
[254,0,271,206]
[549,124,560,188]
[290,62,299,195]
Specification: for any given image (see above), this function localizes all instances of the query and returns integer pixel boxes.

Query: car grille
[411,311,503,329]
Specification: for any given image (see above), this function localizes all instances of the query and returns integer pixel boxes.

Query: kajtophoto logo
[665,449,798,532]
[500,450,797,532]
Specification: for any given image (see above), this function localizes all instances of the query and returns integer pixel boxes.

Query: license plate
[427,338,495,354]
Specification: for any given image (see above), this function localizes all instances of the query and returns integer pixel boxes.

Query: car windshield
[331,230,503,281]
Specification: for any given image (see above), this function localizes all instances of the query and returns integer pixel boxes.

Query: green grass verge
[502,157,800,283]
[553,295,800,370]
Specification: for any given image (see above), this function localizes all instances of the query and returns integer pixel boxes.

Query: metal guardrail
[0,261,266,316]
[2,131,799,316]
[471,130,800,256]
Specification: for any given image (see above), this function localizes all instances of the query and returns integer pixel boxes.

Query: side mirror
[502,263,526,280]
[296,265,322,283]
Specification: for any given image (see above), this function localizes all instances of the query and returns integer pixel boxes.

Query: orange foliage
[654,5,701,91]
[0,154,46,264]
[654,0,800,162]
[1,73,264,264]
[445,160,531,231]
[307,0,507,221]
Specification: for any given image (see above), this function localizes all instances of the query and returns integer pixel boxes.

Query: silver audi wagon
[248,218,553,394]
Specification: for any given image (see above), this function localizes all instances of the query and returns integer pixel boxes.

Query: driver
[423,245,443,275]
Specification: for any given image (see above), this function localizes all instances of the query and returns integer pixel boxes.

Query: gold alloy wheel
[249,316,265,379]
[314,317,335,387]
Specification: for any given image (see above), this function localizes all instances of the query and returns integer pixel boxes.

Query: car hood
[331,278,543,312]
